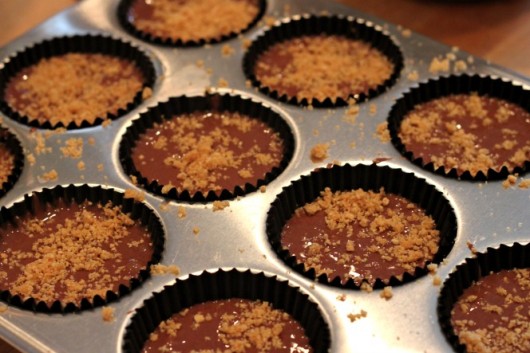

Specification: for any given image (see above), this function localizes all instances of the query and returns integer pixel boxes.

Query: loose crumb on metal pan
[77,161,86,171]
[519,179,530,189]
[429,56,450,73]
[380,286,393,300]
[102,306,115,322]
[40,169,58,181]
[60,138,83,159]
[177,206,187,219]
[502,174,518,189]
[310,143,329,163]
[150,264,181,277]
[212,200,230,211]
[124,188,146,202]
[348,310,368,322]
[375,122,391,143]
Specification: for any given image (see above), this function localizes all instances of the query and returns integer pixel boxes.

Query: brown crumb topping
[150,264,181,277]
[130,0,260,42]
[399,93,530,176]
[281,187,440,285]
[5,53,145,127]
[132,111,283,196]
[0,200,152,305]
[451,268,530,353]
[40,169,58,182]
[310,143,329,163]
[380,286,393,300]
[255,35,394,103]
[141,299,312,353]
[375,122,391,143]
[348,309,367,322]
[60,138,83,159]
[102,306,115,322]
[212,200,230,211]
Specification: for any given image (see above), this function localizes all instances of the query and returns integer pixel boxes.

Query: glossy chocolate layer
[4,53,145,127]
[131,111,284,196]
[451,268,530,353]
[128,0,260,42]
[254,35,394,103]
[142,298,313,353]
[0,200,153,306]
[398,94,530,176]
[281,188,440,285]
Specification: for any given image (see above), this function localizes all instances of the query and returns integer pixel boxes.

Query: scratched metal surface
[0,0,528,352]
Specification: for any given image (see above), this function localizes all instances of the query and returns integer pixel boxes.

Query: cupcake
[118,0,266,46]
[0,35,156,129]
[388,75,530,180]
[0,185,164,312]
[120,93,294,202]
[438,243,530,353]
[122,269,330,353]
[243,15,403,107]
[267,164,457,289]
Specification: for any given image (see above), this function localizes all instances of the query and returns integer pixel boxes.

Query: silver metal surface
[0,0,528,352]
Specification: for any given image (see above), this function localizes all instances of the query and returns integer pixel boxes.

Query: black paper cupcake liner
[119,92,295,203]
[0,34,156,130]
[243,14,404,107]
[387,74,530,181]
[266,163,457,290]
[438,242,530,352]
[0,126,24,200]
[0,184,164,313]
[122,268,331,353]
[117,0,267,47]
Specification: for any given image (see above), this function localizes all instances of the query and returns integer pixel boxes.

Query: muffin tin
[0,0,528,352]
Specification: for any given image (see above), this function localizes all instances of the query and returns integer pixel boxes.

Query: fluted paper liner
[0,184,164,313]
[122,268,331,353]
[266,163,457,290]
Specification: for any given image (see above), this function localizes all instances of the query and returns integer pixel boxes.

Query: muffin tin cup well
[117,0,267,47]
[242,14,404,107]
[0,34,156,130]
[0,184,164,313]
[387,74,530,181]
[122,268,331,353]
[0,126,24,200]
[266,163,457,290]
[437,242,530,352]
[119,92,295,203]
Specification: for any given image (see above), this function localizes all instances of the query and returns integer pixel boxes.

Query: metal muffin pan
[0,0,528,352]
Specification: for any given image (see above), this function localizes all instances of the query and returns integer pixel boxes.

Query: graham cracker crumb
[142,87,153,100]
[348,309,367,322]
[336,294,346,301]
[432,275,442,286]
[60,138,83,159]
[401,28,412,38]
[212,200,229,211]
[27,153,36,166]
[177,206,187,219]
[192,226,200,235]
[519,179,530,189]
[88,137,96,146]
[380,286,393,300]
[454,60,468,72]
[97,164,104,172]
[369,103,377,116]
[221,44,235,57]
[102,306,115,322]
[161,183,174,194]
[502,174,517,189]
[310,143,329,163]
[0,303,7,313]
[429,56,450,73]
[77,161,86,171]
[407,70,419,81]
[375,122,391,143]
[218,78,229,88]
[196,60,205,68]
[427,263,438,274]
[150,264,181,276]
[361,282,373,293]
[130,0,260,43]
[41,169,58,181]
[259,185,267,193]
[124,188,146,202]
